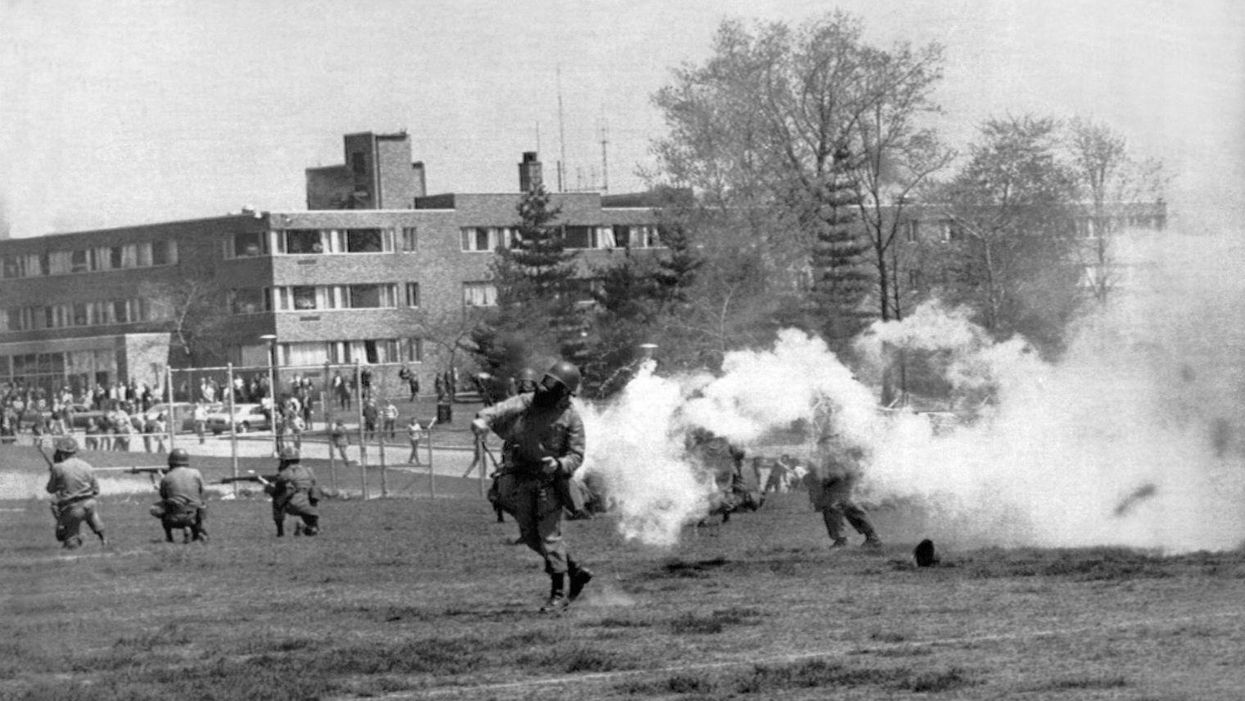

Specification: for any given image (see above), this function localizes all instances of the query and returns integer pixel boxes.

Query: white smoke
[580,330,888,547]
[856,226,1245,553]
[581,225,1244,554]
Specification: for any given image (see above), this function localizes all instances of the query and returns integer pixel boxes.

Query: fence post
[355,360,367,499]
[227,363,238,483]
[428,418,436,499]
[165,365,175,453]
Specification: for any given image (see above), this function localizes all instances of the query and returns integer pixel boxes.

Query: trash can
[436,402,452,424]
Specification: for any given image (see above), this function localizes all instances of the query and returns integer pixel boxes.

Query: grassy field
[5,450,1245,700]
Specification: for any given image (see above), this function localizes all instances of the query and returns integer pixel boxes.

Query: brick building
[0,131,662,397]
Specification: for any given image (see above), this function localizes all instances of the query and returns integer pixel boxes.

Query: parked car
[206,403,272,435]
[144,402,200,432]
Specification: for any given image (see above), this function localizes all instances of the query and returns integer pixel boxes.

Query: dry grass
[5,452,1245,700]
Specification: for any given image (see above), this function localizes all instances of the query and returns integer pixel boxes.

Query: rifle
[94,466,166,475]
[217,471,277,486]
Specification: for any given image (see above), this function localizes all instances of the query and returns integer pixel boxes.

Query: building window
[460,227,513,252]
[345,228,385,253]
[2,256,24,278]
[292,286,317,310]
[405,282,420,307]
[351,151,367,176]
[283,229,324,254]
[152,240,177,265]
[463,282,497,307]
[230,288,266,314]
[230,231,267,258]
[407,338,423,362]
[70,250,90,273]
[401,226,418,251]
[346,284,396,309]
[906,220,920,242]
[563,225,592,249]
[614,225,660,249]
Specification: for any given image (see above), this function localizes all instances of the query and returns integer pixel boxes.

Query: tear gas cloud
[580,225,1245,554]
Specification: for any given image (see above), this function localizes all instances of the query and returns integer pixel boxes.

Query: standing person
[44,437,108,549]
[471,360,592,613]
[407,370,420,402]
[803,433,882,550]
[406,417,424,465]
[152,448,208,543]
[332,371,350,410]
[362,398,379,442]
[264,447,321,537]
[382,400,399,440]
[359,366,373,401]
[83,418,101,451]
[193,402,208,445]
[152,413,168,453]
[330,420,351,464]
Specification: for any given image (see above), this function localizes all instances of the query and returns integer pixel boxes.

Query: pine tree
[808,149,873,351]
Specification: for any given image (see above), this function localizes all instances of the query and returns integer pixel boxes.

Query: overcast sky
[1,0,1241,238]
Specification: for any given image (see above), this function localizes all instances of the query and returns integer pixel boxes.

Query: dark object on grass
[914,538,938,567]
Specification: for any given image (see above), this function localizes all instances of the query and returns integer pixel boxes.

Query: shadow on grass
[614,658,978,696]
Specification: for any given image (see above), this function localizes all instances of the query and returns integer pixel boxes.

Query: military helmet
[280,446,301,462]
[516,367,539,393]
[167,448,190,467]
[54,436,79,454]
[543,360,582,395]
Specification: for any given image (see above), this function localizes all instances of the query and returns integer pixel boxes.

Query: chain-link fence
[1,360,495,499]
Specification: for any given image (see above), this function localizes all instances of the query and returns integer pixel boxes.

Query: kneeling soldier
[153,448,208,543]
[266,447,321,537]
[45,437,107,549]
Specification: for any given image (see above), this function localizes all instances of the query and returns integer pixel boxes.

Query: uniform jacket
[268,463,318,510]
[476,393,585,479]
[159,466,205,508]
[46,457,100,506]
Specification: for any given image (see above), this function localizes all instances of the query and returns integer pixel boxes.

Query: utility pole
[557,65,567,193]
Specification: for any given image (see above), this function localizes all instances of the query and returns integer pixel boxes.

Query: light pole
[259,334,279,457]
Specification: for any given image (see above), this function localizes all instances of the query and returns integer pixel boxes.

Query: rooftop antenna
[599,118,610,193]
[557,65,567,193]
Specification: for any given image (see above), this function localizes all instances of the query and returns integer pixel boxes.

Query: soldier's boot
[294,522,304,536]
[540,574,568,613]
[829,537,849,549]
[164,527,176,543]
[862,535,883,549]
[193,527,209,544]
[568,562,593,602]
[275,520,285,537]
[302,516,320,536]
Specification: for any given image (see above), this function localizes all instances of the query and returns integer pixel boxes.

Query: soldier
[265,447,322,537]
[44,437,108,549]
[152,448,208,543]
[472,360,592,613]
[804,433,882,549]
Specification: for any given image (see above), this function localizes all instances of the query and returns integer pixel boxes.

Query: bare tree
[1067,117,1167,302]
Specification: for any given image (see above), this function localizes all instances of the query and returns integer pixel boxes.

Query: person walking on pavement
[152,448,208,543]
[44,437,108,549]
[472,360,592,613]
[330,420,351,464]
[406,417,424,465]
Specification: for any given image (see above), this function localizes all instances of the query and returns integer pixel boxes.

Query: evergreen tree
[808,149,873,351]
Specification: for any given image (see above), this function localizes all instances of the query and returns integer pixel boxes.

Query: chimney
[519,151,542,192]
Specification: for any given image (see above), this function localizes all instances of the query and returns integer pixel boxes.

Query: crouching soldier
[265,447,321,537]
[45,437,108,549]
[804,433,881,550]
[151,448,208,543]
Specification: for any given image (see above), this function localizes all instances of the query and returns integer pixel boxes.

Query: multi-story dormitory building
[0,131,663,398]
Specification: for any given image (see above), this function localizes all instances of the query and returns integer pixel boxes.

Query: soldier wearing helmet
[514,367,539,395]
[44,437,108,549]
[264,446,321,537]
[804,432,881,550]
[154,448,208,543]
[472,359,592,613]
